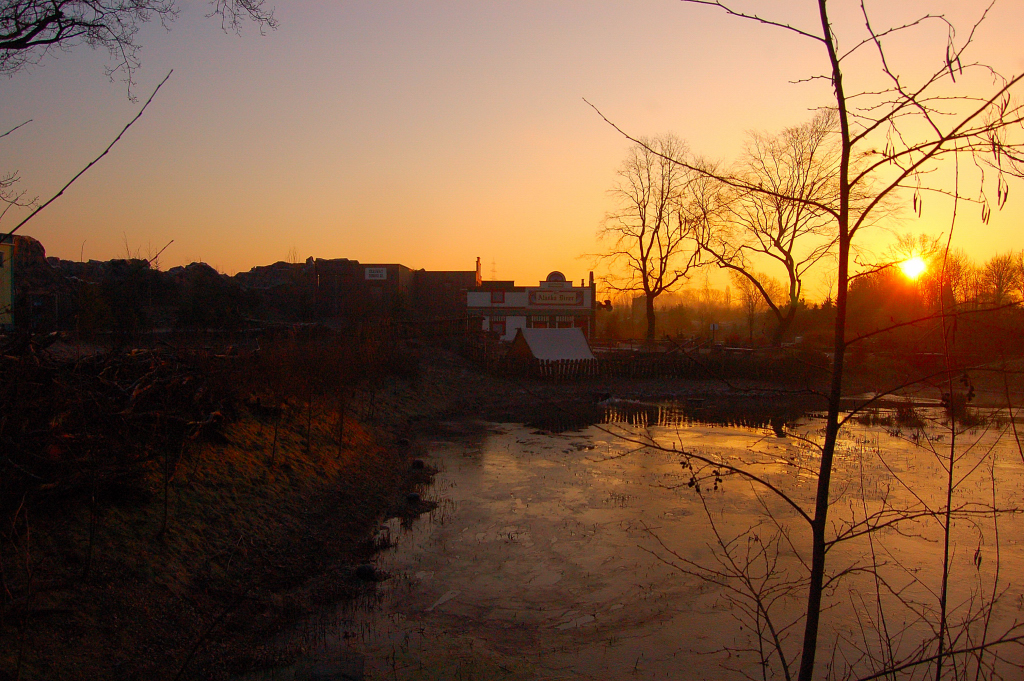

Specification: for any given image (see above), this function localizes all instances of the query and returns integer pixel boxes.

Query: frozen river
[248,405,1024,680]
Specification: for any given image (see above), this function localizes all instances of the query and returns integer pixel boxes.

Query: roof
[511,328,595,361]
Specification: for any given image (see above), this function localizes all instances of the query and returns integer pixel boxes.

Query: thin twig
[2,71,172,241]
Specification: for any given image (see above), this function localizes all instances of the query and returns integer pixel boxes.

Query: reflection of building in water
[467,270,597,341]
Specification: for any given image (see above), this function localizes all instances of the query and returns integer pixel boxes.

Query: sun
[900,255,927,280]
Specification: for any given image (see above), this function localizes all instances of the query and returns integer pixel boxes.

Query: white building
[467,270,596,341]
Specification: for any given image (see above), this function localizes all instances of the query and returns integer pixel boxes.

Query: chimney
[475,257,482,286]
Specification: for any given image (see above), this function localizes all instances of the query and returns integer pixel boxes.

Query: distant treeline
[599,248,1024,363]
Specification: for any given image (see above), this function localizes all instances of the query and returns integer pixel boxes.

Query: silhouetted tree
[593,1,1024,678]
[0,2,274,241]
[0,1,275,87]
[696,110,845,344]
[690,1,1023,676]
[599,135,701,341]
[730,269,780,343]
[982,252,1021,306]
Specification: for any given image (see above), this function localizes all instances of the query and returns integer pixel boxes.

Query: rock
[411,458,425,470]
[355,564,376,581]
[406,492,421,504]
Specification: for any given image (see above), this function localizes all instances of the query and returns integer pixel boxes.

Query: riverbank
[4,342,1008,680]
[1,346,469,681]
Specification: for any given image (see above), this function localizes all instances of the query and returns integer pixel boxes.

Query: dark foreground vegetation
[0,327,446,680]
[0,304,874,681]
[2,318,1020,679]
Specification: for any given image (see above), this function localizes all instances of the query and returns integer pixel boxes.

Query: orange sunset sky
[3,0,1023,299]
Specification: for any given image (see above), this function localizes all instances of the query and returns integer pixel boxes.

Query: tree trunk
[645,295,656,341]
[797,5,851,677]
[770,305,797,346]
[798,233,849,681]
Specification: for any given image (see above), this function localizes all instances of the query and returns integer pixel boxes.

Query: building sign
[528,289,584,307]
[364,267,387,281]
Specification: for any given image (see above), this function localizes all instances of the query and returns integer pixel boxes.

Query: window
[490,290,505,304]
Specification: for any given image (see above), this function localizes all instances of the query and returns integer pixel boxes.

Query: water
[246,406,1024,680]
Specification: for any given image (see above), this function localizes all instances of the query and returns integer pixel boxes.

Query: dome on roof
[546,271,567,282]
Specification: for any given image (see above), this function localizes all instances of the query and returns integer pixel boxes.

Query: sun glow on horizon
[900,255,927,280]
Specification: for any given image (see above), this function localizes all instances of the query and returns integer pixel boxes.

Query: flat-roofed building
[467,270,596,341]
[413,262,482,321]
[242,258,480,323]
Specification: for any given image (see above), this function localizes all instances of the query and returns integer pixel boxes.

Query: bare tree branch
[1,70,172,240]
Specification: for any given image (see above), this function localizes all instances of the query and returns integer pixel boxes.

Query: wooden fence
[479,345,828,384]
[496,355,701,381]
[535,358,601,380]
[598,354,703,379]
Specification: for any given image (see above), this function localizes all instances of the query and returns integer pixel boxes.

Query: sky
[2,0,1022,298]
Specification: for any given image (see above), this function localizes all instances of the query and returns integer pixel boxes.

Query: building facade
[413,263,482,321]
[467,271,596,341]
[298,259,480,322]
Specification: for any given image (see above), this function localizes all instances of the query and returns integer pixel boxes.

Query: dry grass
[0,352,450,681]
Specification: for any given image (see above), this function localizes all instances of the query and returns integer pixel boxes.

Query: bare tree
[599,135,701,341]
[920,247,981,313]
[1016,251,1024,304]
[592,1,1024,679]
[0,168,31,222]
[1,0,274,231]
[697,110,844,345]
[0,0,276,89]
[981,252,1021,306]
[691,1,1023,676]
[730,269,781,343]
[0,121,35,225]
